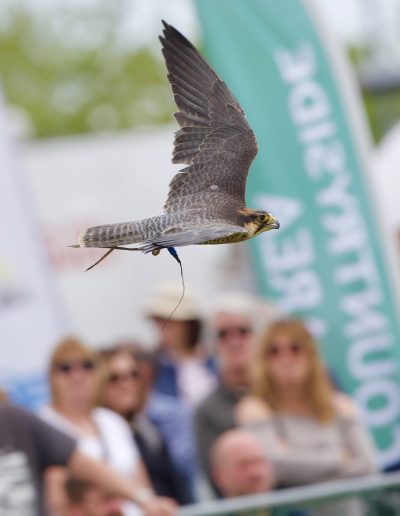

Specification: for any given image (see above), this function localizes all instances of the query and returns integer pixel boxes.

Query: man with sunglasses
[194,292,279,496]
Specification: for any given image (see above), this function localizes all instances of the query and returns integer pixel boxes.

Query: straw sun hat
[144,282,201,321]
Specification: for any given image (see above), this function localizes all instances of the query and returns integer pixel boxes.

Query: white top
[40,406,139,475]
[177,358,217,406]
[40,406,142,515]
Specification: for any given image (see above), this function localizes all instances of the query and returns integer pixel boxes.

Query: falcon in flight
[74,21,279,265]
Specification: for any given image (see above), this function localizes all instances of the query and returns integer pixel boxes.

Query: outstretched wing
[140,222,248,253]
[160,21,258,217]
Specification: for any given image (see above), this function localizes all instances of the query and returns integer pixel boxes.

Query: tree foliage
[348,45,400,143]
[0,1,174,138]
[1,1,398,142]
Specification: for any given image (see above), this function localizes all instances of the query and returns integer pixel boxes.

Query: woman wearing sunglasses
[98,345,194,506]
[236,319,377,515]
[40,337,175,516]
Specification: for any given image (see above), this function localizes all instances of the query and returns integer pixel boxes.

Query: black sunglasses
[217,326,253,340]
[108,370,140,384]
[53,360,96,374]
[267,343,302,357]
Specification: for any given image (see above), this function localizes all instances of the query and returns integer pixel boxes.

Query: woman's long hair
[252,319,334,423]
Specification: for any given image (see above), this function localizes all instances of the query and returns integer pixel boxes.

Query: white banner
[0,95,66,409]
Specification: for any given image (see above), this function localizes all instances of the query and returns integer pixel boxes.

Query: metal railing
[179,472,400,515]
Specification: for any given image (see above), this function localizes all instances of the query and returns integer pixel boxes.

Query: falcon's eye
[258,214,268,222]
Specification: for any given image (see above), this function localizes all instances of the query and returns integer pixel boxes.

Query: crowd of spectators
[0,282,379,515]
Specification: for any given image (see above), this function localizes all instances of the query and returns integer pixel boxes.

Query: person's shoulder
[37,404,56,422]
[193,386,222,425]
[332,392,359,420]
[0,402,17,415]
[0,403,31,422]
[235,395,272,425]
[196,384,221,410]
[1,404,75,442]
[93,407,130,430]
[3,403,50,428]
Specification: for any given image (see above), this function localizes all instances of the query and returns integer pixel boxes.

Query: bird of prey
[73,21,279,268]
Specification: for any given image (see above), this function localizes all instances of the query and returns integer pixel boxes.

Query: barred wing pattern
[160,21,258,219]
[76,22,268,255]
[140,222,248,253]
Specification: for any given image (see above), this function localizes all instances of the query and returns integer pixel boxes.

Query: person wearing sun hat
[143,282,217,502]
[144,282,217,405]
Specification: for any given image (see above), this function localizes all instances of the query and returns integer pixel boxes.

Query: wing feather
[160,21,258,217]
[140,223,247,253]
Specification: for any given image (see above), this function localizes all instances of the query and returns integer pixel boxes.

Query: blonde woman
[98,345,193,505]
[40,337,175,516]
[236,319,376,513]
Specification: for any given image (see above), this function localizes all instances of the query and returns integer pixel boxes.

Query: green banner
[196,0,400,466]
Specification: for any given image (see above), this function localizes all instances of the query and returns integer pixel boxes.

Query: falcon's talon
[72,21,280,267]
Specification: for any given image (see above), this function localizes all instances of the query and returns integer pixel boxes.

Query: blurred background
[2,0,400,140]
[2,0,400,459]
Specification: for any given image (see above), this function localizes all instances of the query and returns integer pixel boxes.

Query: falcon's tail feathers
[78,222,146,248]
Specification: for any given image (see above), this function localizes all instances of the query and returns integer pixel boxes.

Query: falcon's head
[243,210,280,236]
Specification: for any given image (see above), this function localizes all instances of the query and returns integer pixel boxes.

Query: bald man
[195,292,279,493]
[211,429,274,499]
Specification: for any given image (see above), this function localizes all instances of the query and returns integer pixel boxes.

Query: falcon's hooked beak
[260,214,280,233]
[269,217,280,230]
